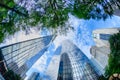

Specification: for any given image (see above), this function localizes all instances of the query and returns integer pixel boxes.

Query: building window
[93,33,98,39]
[100,34,111,40]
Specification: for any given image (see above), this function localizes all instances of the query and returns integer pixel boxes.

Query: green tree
[72,0,120,20]
[105,32,120,78]
[29,0,70,28]
[8,0,120,27]
[0,0,28,42]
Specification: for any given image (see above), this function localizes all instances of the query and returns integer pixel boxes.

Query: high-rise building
[91,28,120,75]
[0,35,54,78]
[57,53,73,80]
[28,72,41,80]
[57,40,98,80]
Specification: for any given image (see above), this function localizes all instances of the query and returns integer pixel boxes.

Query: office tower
[28,72,41,80]
[0,35,53,78]
[91,28,120,75]
[57,53,73,80]
[57,40,98,80]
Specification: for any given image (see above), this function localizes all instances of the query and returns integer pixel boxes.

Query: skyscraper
[28,72,41,80]
[0,35,54,78]
[91,28,120,75]
[57,53,73,80]
[57,40,98,80]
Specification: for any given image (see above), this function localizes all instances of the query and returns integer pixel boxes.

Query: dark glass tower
[57,40,98,80]
[57,53,73,80]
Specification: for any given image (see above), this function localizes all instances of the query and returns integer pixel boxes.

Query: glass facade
[90,58,105,75]
[57,53,73,80]
[100,34,111,40]
[90,46,110,75]
[57,44,98,80]
[28,72,41,80]
[0,35,53,77]
[90,46,109,68]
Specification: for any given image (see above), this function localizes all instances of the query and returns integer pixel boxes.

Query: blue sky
[86,15,120,30]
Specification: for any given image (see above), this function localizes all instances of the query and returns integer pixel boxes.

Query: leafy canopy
[0,0,120,42]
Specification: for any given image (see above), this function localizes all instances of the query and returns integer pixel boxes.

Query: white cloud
[0,27,41,47]
[25,51,48,79]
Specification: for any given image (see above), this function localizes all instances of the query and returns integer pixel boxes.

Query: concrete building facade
[90,28,120,75]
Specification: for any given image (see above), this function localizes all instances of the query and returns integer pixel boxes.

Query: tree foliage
[98,75,107,80]
[0,0,120,43]
[72,0,120,20]
[105,32,120,78]
[0,0,28,43]
[3,70,22,80]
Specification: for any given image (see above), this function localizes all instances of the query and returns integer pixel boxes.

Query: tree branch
[0,3,28,17]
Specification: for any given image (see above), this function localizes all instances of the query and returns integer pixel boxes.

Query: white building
[90,28,120,75]
[92,28,120,47]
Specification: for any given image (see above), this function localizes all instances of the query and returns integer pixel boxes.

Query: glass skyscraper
[0,35,53,78]
[28,72,41,80]
[57,53,73,80]
[57,40,98,80]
